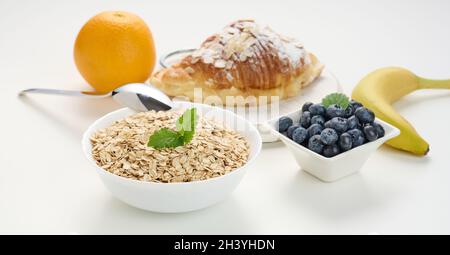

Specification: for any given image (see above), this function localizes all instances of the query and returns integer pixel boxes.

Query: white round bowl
[82,102,262,213]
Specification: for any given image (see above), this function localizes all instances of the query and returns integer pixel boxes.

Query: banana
[352,67,450,156]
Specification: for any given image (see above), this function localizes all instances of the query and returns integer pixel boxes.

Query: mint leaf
[176,108,197,144]
[148,108,197,149]
[176,108,197,131]
[175,112,184,136]
[322,93,350,109]
[147,128,184,149]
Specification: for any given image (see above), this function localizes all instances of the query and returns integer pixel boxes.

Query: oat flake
[90,111,250,183]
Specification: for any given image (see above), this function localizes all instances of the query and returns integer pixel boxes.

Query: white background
[1,0,449,234]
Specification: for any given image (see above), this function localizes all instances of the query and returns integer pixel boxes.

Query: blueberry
[347,129,363,144]
[292,127,308,144]
[287,124,300,138]
[347,115,360,130]
[355,107,375,124]
[308,103,326,117]
[348,129,366,147]
[372,122,385,138]
[307,123,323,137]
[300,111,311,128]
[311,115,325,126]
[339,133,353,151]
[344,105,354,117]
[320,128,338,145]
[300,140,309,148]
[281,131,288,137]
[326,104,345,119]
[363,125,378,142]
[323,144,341,158]
[302,102,314,113]
[350,100,363,110]
[277,116,293,132]
[353,135,366,147]
[329,117,348,133]
[308,135,324,154]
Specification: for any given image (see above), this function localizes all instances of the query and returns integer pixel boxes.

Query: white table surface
[1,0,449,234]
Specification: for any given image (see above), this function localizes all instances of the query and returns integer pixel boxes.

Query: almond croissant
[150,20,324,106]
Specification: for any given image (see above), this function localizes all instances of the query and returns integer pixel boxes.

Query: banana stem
[419,77,450,89]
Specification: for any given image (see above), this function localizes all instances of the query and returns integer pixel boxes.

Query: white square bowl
[266,110,400,182]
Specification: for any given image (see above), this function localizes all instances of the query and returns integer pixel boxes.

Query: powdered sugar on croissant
[151,20,323,105]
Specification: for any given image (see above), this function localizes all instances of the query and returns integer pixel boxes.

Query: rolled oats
[90,111,250,183]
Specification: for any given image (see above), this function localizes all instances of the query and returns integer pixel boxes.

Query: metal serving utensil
[19,83,173,112]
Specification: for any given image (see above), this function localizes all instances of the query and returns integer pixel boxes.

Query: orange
[74,11,156,92]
